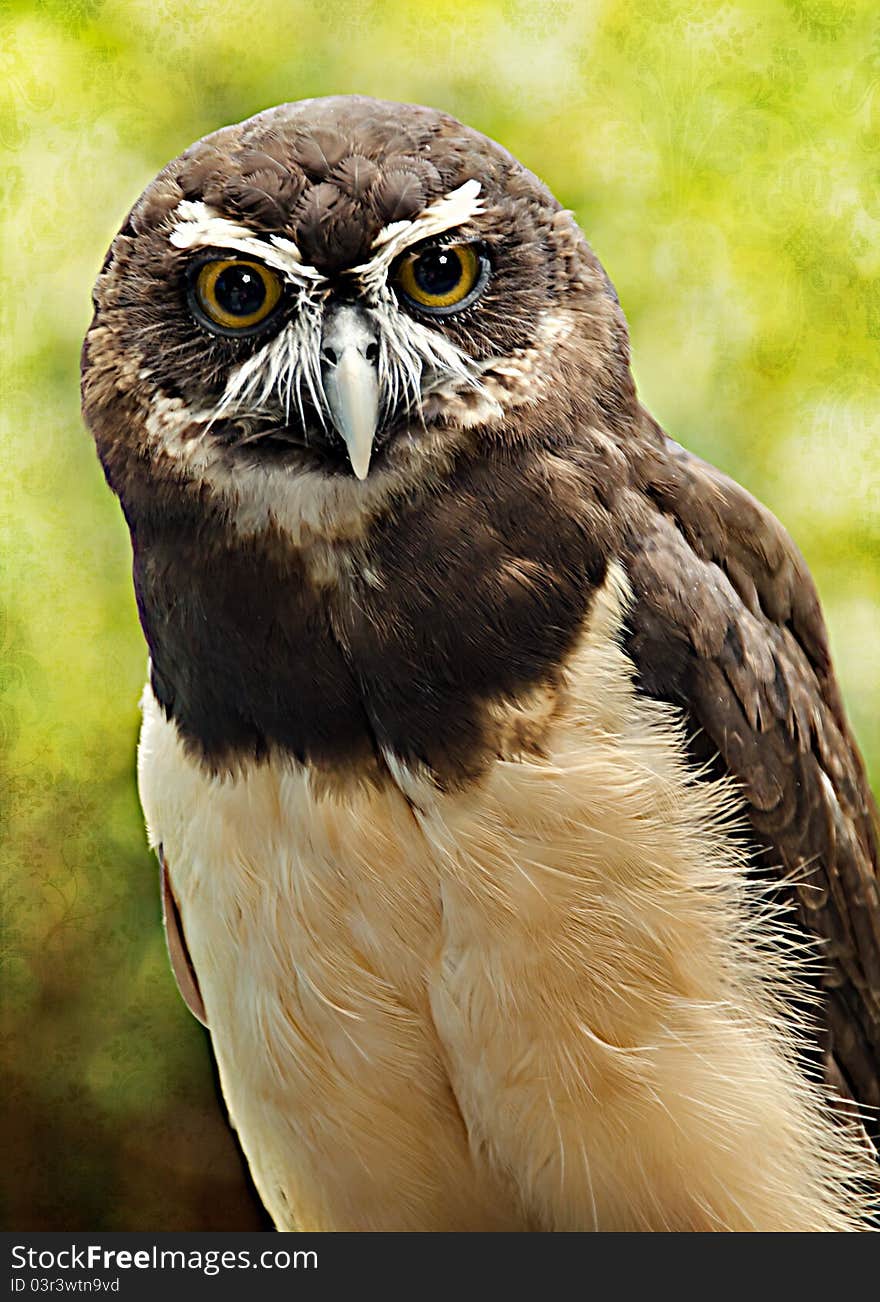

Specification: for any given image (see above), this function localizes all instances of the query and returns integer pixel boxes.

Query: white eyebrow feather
[169,180,484,290]
[168,200,325,284]
[350,179,485,294]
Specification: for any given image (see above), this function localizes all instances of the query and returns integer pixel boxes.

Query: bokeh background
[2,0,878,1230]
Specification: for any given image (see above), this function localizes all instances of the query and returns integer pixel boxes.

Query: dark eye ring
[393,243,490,316]
[187,256,284,336]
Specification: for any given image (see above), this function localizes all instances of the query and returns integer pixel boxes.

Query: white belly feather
[137,565,872,1231]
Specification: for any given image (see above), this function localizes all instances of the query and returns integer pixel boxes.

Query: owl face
[84,97,627,541]
[168,175,498,480]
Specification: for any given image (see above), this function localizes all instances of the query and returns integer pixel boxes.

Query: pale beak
[321,305,380,481]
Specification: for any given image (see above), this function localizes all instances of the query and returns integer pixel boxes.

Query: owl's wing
[620,426,880,1133]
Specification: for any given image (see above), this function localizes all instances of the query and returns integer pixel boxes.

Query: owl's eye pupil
[412,249,463,298]
[213,265,267,317]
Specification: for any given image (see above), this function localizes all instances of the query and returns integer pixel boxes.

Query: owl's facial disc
[171,184,493,480]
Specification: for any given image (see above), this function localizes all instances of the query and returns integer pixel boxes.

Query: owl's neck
[132,441,615,786]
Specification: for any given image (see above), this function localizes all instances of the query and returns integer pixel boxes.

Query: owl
[81,96,880,1231]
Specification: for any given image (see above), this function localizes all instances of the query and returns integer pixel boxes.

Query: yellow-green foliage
[1,0,877,1229]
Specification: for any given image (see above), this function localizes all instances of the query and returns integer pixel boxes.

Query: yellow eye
[394,243,486,314]
[192,258,283,333]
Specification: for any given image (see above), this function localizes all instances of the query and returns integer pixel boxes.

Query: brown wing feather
[620,413,880,1136]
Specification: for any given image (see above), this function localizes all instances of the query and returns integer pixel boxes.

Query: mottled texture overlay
[2,0,878,1230]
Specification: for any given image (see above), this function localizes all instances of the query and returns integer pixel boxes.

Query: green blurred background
[2,0,878,1230]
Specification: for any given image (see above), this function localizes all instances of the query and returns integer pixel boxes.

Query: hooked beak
[321,305,380,481]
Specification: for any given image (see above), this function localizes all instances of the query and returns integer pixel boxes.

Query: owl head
[82,96,636,543]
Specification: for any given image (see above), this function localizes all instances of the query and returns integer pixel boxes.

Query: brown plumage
[82,96,879,1229]
[623,427,880,1122]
